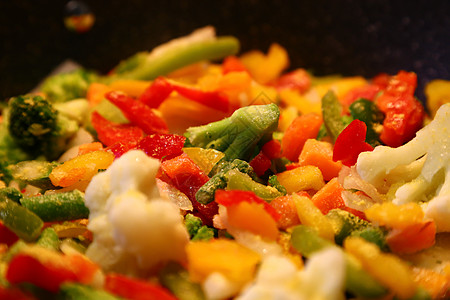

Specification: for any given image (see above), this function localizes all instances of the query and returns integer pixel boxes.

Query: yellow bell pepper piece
[109,80,151,97]
[365,202,424,230]
[278,106,298,132]
[186,239,261,285]
[182,147,225,174]
[276,165,325,194]
[344,236,416,299]
[50,150,115,187]
[279,89,321,115]
[425,79,450,117]
[292,193,335,241]
[240,43,289,84]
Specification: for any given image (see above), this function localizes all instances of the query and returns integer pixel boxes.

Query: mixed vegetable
[1,26,450,300]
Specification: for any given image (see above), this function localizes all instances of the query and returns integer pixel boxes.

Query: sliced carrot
[297,139,342,181]
[227,201,279,241]
[280,113,323,162]
[77,142,104,156]
[386,220,436,254]
[86,83,112,106]
[269,195,300,230]
[311,177,345,215]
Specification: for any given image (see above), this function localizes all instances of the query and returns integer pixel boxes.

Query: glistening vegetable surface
[0,26,450,300]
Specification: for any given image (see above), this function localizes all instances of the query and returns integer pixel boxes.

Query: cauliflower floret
[84,150,189,276]
[356,103,450,231]
[237,248,346,300]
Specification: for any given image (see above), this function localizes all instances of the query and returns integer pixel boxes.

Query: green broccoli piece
[195,159,260,204]
[7,95,78,160]
[327,209,387,249]
[0,160,13,185]
[40,69,98,102]
[0,118,32,165]
[184,213,215,241]
[184,213,203,238]
[268,175,287,195]
[192,226,215,241]
[186,104,280,161]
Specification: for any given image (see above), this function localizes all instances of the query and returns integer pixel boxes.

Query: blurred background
[1,0,449,101]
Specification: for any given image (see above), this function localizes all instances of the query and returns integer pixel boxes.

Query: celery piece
[117,37,239,81]
[9,160,60,190]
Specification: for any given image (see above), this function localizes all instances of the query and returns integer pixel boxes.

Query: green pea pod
[0,199,43,242]
[290,225,388,298]
[20,190,89,222]
[115,37,240,81]
[321,91,347,142]
[349,99,384,147]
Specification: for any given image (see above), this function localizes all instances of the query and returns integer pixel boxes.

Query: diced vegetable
[0,199,43,242]
[276,165,325,194]
[20,190,89,222]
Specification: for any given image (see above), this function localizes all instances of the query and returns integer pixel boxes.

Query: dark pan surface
[1,0,449,101]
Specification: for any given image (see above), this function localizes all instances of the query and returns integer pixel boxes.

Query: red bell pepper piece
[0,221,19,246]
[333,119,374,167]
[138,76,174,108]
[249,151,272,177]
[261,139,282,159]
[91,111,144,147]
[376,71,425,147]
[0,286,35,300]
[104,273,177,300]
[386,220,436,254]
[139,77,230,113]
[274,69,311,93]
[105,91,169,135]
[222,56,248,74]
[159,153,217,225]
[372,72,390,89]
[215,190,280,221]
[135,134,186,160]
[6,250,99,293]
[341,84,380,107]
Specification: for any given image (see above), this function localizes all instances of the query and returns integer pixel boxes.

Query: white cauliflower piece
[356,103,450,231]
[85,150,189,276]
[237,248,346,300]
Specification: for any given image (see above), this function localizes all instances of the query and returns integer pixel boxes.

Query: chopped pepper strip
[105,91,169,135]
[91,111,144,147]
[139,77,230,113]
[333,119,374,167]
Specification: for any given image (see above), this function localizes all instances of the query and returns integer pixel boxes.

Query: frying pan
[1,0,449,103]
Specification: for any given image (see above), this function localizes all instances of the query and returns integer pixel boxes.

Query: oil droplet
[64,0,95,33]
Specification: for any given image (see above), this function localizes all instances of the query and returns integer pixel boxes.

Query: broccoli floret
[268,175,287,195]
[184,213,203,238]
[7,95,78,160]
[0,160,13,185]
[0,122,32,165]
[186,104,280,161]
[184,213,215,241]
[327,209,371,245]
[40,69,98,102]
[196,159,261,204]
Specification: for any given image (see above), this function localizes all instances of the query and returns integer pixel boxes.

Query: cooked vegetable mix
[0,26,449,299]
